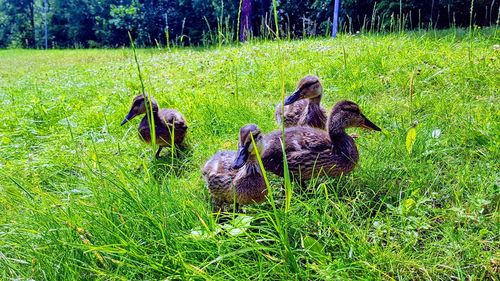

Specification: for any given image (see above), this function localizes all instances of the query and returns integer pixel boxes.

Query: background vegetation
[0,0,499,48]
[0,28,499,279]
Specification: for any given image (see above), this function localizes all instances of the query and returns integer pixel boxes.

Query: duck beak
[232,146,249,169]
[283,88,302,106]
[121,110,136,126]
[360,114,381,131]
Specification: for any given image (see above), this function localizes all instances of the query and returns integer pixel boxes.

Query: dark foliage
[0,0,497,48]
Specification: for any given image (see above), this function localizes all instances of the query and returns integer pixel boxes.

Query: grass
[0,28,499,280]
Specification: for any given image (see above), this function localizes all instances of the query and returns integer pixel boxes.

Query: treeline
[0,0,498,48]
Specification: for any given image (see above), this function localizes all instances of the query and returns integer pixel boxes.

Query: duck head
[283,75,323,105]
[328,100,381,134]
[121,94,159,125]
[232,124,264,169]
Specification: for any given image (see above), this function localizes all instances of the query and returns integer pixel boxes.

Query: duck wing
[285,127,330,152]
[275,99,308,127]
[202,151,237,193]
[156,109,188,145]
[158,109,187,129]
[262,127,330,177]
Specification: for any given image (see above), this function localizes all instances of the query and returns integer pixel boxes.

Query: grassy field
[0,29,499,280]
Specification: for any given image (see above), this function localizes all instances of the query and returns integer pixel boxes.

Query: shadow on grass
[149,144,194,179]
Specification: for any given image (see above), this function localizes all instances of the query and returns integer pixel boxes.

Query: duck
[121,94,188,158]
[275,75,327,129]
[263,100,381,181]
[202,124,267,212]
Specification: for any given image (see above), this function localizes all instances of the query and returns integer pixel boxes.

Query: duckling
[275,75,327,129]
[202,124,267,211]
[121,94,188,158]
[263,100,381,181]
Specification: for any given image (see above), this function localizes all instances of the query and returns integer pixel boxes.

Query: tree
[4,0,36,47]
[0,0,498,48]
[240,0,252,41]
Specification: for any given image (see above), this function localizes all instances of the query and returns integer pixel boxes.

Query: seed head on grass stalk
[236,0,243,43]
[128,31,157,158]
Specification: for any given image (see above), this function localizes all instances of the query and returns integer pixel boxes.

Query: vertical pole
[43,0,48,49]
[332,0,340,38]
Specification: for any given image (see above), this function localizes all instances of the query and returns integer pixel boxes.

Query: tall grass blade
[271,0,280,39]
[128,32,157,156]
[236,0,243,43]
[251,134,298,275]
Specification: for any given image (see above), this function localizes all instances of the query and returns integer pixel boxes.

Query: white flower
[432,129,441,138]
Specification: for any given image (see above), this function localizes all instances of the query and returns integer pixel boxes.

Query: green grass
[1,29,499,280]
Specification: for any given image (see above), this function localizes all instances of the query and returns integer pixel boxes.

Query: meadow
[0,29,499,280]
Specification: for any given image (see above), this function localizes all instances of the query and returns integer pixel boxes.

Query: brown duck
[202,124,267,211]
[121,94,188,158]
[275,75,327,129]
[263,100,381,180]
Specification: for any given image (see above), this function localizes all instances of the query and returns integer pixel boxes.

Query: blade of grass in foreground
[269,0,297,274]
[128,31,157,158]
[269,0,293,214]
[250,134,298,275]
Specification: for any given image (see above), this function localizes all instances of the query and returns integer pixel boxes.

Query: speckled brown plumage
[121,94,188,158]
[264,100,381,181]
[275,75,327,129]
[137,109,187,147]
[262,127,358,179]
[202,125,267,211]
[202,150,238,205]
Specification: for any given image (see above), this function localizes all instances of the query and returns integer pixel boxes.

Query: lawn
[0,29,499,280]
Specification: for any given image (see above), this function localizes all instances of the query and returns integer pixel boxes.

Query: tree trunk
[490,0,496,25]
[430,0,435,25]
[29,0,35,48]
[240,0,252,41]
[43,0,48,49]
